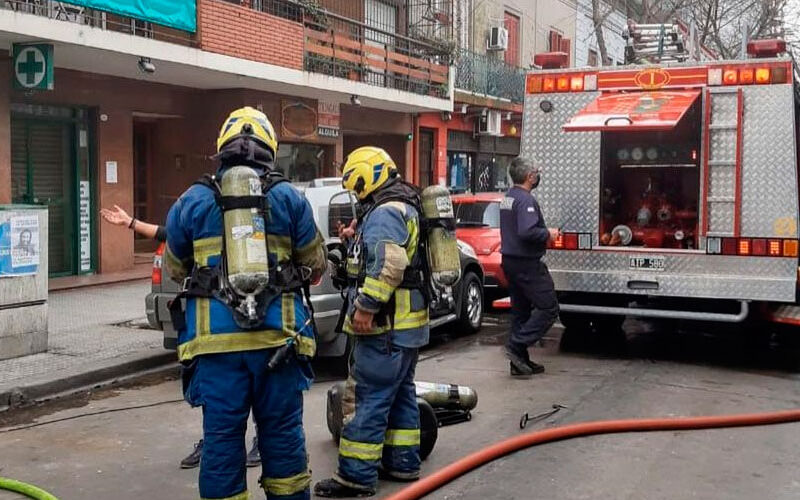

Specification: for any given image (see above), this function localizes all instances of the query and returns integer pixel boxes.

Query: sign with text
[79,181,92,272]
[13,43,54,91]
[0,212,40,277]
[317,101,341,139]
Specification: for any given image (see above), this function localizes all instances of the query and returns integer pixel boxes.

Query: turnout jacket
[165,166,327,363]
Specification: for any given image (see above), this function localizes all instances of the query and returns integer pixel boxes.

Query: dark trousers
[502,257,559,351]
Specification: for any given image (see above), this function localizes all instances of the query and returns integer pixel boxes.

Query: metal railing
[248,0,454,99]
[2,0,197,47]
[454,48,526,103]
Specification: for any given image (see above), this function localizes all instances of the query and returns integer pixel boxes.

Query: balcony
[251,0,454,99]
[1,0,198,46]
[454,48,526,103]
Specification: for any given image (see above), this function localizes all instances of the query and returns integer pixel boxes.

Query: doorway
[133,121,157,253]
[418,128,434,188]
[10,105,94,276]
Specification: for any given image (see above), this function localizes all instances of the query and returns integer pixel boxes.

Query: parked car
[146,182,485,368]
[451,192,506,290]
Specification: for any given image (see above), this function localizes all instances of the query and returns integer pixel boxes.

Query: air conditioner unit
[487,26,509,51]
[475,110,502,136]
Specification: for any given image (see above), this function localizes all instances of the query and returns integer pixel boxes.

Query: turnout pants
[502,257,559,350]
[184,350,311,500]
[335,336,421,489]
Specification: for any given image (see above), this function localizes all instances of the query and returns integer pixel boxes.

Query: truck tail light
[723,69,738,85]
[771,66,788,83]
[564,233,579,250]
[550,233,592,250]
[708,68,722,86]
[707,237,798,257]
[556,76,569,91]
[755,68,770,84]
[152,243,165,286]
[583,73,598,91]
[570,75,584,91]
[739,68,754,84]
[526,75,543,94]
[543,77,556,92]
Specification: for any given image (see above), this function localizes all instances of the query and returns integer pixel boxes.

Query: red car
[452,192,507,290]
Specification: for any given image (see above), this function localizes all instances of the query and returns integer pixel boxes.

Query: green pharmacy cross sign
[13,43,54,91]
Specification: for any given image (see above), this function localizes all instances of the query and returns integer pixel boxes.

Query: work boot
[504,344,533,377]
[526,359,546,374]
[180,439,203,469]
[378,468,420,482]
[246,436,261,467]
[314,478,375,498]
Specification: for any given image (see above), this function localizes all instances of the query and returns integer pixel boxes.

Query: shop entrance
[10,105,94,277]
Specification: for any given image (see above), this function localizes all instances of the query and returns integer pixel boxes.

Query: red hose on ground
[384,409,800,500]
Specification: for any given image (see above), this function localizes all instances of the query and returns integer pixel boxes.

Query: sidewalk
[0,280,175,411]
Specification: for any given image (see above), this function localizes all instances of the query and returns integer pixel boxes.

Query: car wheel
[457,272,483,333]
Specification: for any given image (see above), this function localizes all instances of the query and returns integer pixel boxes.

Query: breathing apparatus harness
[168,138,317,365]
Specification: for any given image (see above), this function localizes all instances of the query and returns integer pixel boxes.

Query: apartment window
[504,11,520,67]
[548,30,571,66]
[588,48,598,66]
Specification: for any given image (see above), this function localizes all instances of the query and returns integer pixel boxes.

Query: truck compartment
[598,97,702,250]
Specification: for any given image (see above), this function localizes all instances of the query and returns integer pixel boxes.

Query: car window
[454,201,500,228]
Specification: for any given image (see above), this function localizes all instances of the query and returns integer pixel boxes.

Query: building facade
[575,0,626,67]
[0,0,454,277]
[415,0,577,194]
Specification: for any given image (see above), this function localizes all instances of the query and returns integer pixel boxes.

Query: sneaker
[378,468,420,482]
[504,345,533,377]
[314,478,375,498]
[180,439,203,469]
[246,436,261,467]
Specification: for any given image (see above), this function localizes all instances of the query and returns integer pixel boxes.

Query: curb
[0,351,178,412]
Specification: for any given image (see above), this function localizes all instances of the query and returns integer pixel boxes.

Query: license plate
[629,255,665,271]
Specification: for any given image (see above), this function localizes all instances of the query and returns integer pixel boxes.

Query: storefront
[10,103,95,276]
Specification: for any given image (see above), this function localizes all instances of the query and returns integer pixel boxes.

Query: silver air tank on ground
[414,381,478,412]
[221,166,270,321]
[421,185,461,287]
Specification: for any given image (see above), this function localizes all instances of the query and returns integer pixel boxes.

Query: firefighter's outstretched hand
[352,308,374,333]
[338,220,356,240]
[548,228,562,241]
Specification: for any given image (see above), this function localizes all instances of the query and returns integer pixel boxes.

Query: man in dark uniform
[499,157,560,377]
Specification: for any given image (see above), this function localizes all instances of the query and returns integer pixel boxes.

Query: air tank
[420,185,461,287]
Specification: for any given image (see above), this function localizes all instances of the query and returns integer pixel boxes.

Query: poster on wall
[0,213,40,277]
[79,181,92,272]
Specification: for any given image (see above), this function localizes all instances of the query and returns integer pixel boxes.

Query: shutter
[29,122,72,275]
[10,120,28,203]
[560,38,571,66]
[549,30,558,52]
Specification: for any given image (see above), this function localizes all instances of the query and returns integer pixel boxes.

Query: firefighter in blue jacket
[165,106,327,500]
[315,147,429,498]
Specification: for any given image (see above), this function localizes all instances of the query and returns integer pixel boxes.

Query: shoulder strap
[193,173,219,193]
[261,170,289,194]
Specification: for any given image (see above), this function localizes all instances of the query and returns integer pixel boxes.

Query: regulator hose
[384,408,800,500]
[0,477,58,500]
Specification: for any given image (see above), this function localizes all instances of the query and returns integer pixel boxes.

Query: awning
[563,89,701,132]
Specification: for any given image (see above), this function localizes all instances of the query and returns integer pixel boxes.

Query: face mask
[531,172,541,190]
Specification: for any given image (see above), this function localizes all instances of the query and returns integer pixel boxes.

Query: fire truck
[518,37,800,333]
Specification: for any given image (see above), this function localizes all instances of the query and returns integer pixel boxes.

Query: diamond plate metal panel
[741,85,799,237]
[709,165,735,197]
[544,251,796,301]
[709,202,734,233]
[710,91,738,124]
[710,130,737,163]
[522,92,601,236]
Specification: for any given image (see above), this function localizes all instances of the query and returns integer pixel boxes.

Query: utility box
[0,205,48,360]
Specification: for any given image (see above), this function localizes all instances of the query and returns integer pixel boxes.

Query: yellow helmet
[216,106,278,155]
[342,146,398,200]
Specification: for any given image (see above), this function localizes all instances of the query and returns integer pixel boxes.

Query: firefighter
[499,157,560,377]
[314,147,429,498]
[165,106,327,500]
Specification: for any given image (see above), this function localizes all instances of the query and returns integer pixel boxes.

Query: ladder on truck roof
[623,21,690,65]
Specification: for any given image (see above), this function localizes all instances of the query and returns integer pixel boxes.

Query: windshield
[453,201,500,228]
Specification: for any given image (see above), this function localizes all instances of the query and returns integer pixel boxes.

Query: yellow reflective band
[193,236,222,266]
[178,330,304,362]
[395,289,411,316]
[363,277,394,302]
[339,438,383,461]
[262,469,311,496]
[295,232,326,262]
[394,310,429,330]
[405,218,419,261]
[197,297,211,337]
[201,490,249,500]
[282,293,296,335]
[164,245,190,281]
[385,428,421,447]
[268,234,292,262]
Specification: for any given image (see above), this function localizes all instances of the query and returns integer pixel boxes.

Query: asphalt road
[2,314,800,500]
